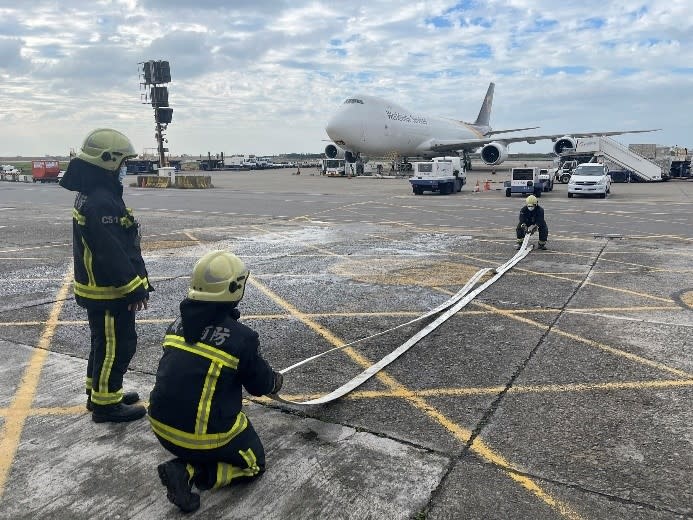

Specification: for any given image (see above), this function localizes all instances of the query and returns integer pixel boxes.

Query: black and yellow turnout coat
[59,158,151,310]
[148,308,276,451]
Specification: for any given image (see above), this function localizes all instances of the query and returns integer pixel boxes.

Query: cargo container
[32,160,61,183]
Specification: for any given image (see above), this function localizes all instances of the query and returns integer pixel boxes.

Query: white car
[568,163,611,199]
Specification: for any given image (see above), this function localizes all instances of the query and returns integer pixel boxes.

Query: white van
[568,163,611,199]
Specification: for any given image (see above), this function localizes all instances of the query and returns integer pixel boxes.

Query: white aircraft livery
[324,83,658,169]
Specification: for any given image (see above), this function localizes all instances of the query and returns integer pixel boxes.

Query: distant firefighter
[516,195,548,250]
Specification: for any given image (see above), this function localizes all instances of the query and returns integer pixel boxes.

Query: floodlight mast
[139,60,172,168]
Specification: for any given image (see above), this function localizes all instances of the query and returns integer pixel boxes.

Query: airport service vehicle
[323,158,346,176]
[409,160,464,195]
[433,156,464,176]
[568,163,611,198]
[554,160,578,183]
[31,160,60,183]
[324,82,657,173]
[224,155,246,169]
[504,167,552,197]
[1,165,20,175]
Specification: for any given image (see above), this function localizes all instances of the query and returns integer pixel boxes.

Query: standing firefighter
[148,251,283,513]
[59,128,152,423]
[516,194,549,250]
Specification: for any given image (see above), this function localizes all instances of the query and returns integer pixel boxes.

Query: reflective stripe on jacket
[70,190,150,309]
[148,315,275,450]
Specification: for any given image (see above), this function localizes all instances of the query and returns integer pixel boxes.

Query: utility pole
[140,60,173,169]
[155,111,166,167]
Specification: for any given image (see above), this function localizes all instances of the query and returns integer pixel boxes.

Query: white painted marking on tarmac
[0,208,15,211]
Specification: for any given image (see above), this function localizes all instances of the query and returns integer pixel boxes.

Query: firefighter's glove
[270,371,284,394]
[528,225,538,235]
[520,223,527,231]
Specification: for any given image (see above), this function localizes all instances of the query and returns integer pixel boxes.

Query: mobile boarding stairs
[576,136,663,181]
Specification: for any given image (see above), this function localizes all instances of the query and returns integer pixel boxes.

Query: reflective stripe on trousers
[86,307,137,405]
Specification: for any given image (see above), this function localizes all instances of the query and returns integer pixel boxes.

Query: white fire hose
[270,235,533,406]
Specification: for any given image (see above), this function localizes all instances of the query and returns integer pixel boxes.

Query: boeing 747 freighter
[324,83,657,170]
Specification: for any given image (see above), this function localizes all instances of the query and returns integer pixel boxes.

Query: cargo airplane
[324,82,658,170]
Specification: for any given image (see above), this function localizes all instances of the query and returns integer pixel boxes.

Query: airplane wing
[428,129,660,153]
[485,126,539,136]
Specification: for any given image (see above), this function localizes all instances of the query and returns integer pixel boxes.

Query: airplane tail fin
[473,82,494,128]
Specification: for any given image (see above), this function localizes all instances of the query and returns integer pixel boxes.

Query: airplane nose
[326,110,358,143]
[325,113,342,140]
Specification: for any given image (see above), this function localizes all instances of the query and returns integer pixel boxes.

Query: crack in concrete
[461,240,610,452]
[420,240,610,518]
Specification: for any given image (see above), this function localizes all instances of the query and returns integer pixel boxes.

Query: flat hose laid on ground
[270,235,533,406]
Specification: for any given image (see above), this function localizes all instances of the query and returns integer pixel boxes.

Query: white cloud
[0,0,691,156]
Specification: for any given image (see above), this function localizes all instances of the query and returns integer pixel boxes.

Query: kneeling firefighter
[516,195,549,250]
[148,251,283,513]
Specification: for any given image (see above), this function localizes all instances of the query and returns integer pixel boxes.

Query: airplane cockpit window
[343,98,364,104]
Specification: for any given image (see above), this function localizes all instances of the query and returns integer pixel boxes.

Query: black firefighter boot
[158,460,200,513]
[86,390,140,412]
[91,402,147,423]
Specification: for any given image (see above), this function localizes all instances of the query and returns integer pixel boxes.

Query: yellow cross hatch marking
[248,276,585,520]
[0,269,73,496]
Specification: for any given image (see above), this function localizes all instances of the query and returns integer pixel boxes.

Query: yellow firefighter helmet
[78,128,137,171]
[188,251,249,303]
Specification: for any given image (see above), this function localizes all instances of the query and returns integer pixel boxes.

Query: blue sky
[0,0,691,156]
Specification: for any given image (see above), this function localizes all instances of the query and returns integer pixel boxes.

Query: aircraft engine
[480,142,508,165]
[324,144,345,159]
[553,136,576,155]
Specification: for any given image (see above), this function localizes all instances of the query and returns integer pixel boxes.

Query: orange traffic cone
[483,180,491,191]
[474,180,480,192]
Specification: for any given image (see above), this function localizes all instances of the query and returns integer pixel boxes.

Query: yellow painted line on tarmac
[0,269,72,497]
[288,200,378,223]
[0,406,86,417]
[9,379,690,419]
[0,257,47,261]
[679,290,693,310]
[256,379,693,403]
[547,248,692,271]
[1,305,682,329]
[249,276,585,520]
[0,243,71,254]
[183,231,199,243]
[0,314,292,327]
[513,268,674,304]
[474,302,692,378]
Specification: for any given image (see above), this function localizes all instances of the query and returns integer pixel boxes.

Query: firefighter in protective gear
[59,128,152,423]
[148,251,283,514]
[516,195,549,250]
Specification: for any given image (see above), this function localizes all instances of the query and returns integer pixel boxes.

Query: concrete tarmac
[0,167,691,519]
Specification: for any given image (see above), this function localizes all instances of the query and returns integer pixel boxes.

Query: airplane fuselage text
[385,110,428,125]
